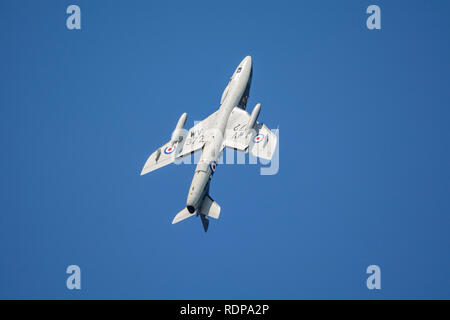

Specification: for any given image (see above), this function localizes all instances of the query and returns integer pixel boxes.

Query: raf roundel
[253,134,265,143]
[164,145,176,154]
[210,161,217,172]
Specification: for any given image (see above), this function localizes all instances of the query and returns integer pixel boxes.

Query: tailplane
[199,195,221,219]
[199,195,221,232]
[172,208,194,224]
[172,195,221,232]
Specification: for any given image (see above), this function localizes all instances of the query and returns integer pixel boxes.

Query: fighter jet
[140,56,277,231]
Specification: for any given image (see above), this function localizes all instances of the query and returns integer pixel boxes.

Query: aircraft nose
[235,56,252,78]
[243,55,252,67]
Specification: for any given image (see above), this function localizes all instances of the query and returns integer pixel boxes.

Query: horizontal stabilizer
[200,195,221,219]
[172,208,194,224]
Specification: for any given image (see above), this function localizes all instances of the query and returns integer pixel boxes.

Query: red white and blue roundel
[164,145,176,154]
[209,161,217,173]
[253,134,265,143]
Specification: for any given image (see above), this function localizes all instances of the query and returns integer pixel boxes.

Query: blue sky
[1,0,450,299]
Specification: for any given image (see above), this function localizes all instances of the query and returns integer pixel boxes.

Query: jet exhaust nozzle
[187,205,196,214]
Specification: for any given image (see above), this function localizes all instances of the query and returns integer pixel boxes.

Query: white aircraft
[141,56,277,231]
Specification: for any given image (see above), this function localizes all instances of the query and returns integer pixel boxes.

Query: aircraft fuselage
[186,56,253,213]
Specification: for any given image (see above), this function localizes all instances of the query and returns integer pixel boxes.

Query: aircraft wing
[140,140,178,175]
[140,111,219,175]
[223,107,277,160]
[176,111,218,158]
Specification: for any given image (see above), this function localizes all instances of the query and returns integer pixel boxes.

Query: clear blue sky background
[1,0,449,299]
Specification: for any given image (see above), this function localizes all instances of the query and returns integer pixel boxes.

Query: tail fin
[172,208,194,224]
[200,215,209,232]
